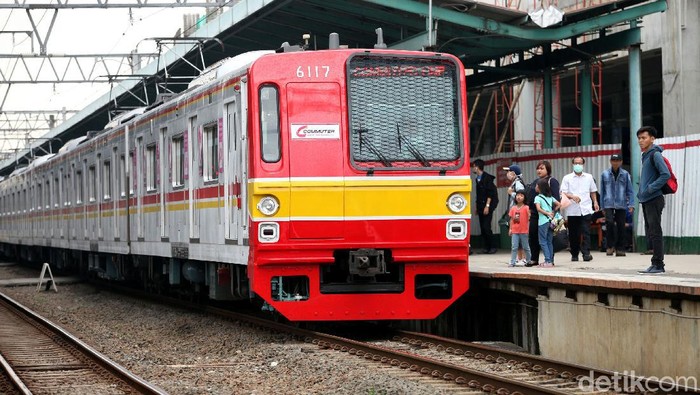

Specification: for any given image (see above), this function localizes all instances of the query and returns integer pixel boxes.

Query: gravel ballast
[0,263,453,394]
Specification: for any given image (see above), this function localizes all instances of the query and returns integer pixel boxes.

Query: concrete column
[662,0,699,137]
[581,62,593,145]
[629,22,642,195]
[544,70,553,149]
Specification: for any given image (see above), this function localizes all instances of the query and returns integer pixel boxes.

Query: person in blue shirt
[599,154,634,257]
[525,160,560,266]
[534,178,561,267]
[636,126,670,274]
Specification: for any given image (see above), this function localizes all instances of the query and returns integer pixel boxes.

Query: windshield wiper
[397,123,430,167]
[356,128,392,167]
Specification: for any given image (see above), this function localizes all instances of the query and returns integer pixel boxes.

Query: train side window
[259,85,280,163]
[76,170,83,204]
[172,135,184,187]
[66,173,72,206]
[119,155,126,198]
[53,176,60,208]
[128,151,134,196]
[103,160,112,200]
[36,183,42,210]
[203,124,218,181]
[45,180,50,209]
[146,144,157,192]
[88,166,96,202]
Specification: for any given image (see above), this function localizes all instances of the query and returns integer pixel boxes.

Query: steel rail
[394,329,700,394]
[0,353,31,395]
[96,281,700,394]
[0,291,167,395]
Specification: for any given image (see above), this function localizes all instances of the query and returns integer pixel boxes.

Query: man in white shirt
[561,156,599,262]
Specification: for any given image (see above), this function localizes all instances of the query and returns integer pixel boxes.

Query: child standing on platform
[534,178,561,267]
[508,191,532,267]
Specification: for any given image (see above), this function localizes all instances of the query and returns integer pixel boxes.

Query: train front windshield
[347,54,463,170]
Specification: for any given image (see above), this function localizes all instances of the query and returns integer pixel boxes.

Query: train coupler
[349,249,386,276]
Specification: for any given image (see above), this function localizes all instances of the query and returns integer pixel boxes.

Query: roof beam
[301,0,425,32]
[362,0,666,42]
[0,53,159,84]
[467,27,642,87]
[0,1,223,9]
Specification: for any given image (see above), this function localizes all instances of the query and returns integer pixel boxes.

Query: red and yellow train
[0,42,471,321]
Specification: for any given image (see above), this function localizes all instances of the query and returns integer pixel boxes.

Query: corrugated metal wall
[473,135,699,252]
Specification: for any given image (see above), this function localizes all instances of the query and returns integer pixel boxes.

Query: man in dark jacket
[636,126,670,274]
[472,159,499,253]
[599,154,634,257]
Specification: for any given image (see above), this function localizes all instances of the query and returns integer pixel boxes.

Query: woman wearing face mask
[525,160,560,266]
[560,156,599,262]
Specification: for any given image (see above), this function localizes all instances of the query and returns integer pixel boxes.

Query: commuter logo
[292,124,340,139]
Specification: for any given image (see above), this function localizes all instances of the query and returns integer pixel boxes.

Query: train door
[81,161,87,239]
[52,172,58,238]
[45,177,50,238]
[239,81,249,243]
[97,154,103,240]
[112,147,119,240]
[59,168,65,239]
[159,128,167,239]
[71,164,77,240]
[188,116,200,240]
[136,137,144,239]
[224,93,247,243]
[286,82,344,239]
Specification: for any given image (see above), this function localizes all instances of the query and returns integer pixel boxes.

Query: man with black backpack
[636,126,671,274]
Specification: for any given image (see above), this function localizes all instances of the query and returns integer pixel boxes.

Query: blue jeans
[538,223,554,263]
[510,233,532,264]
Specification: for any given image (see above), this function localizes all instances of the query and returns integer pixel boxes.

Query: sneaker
[606,248,615,256]
[571,256,579,262]
[638,265,665,274]
[508,262,516,267]
[539,262,554,267]
[518,259,528,266]
[583,255,593,262]
[616,251,626,257]
[525,260,539,267]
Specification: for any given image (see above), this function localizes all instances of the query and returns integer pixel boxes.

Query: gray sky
[1,6,206,111]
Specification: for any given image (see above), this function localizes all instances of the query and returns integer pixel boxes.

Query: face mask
[573,164,584,173]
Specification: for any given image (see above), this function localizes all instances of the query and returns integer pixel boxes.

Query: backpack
[655,153,678,195]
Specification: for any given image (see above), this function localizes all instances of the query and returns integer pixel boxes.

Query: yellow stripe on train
[249,177,472,220]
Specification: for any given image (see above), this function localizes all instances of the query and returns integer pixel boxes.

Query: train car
[0,37,472,321]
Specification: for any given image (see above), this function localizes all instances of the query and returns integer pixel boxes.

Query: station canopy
[0,0,666,175]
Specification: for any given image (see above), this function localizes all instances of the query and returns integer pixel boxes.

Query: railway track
[97,282,700,394]
[0,292,165,395]
[368,330,700,394]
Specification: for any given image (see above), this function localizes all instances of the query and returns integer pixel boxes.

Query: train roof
[56,136,89,157]
[8,165,28,177]
[187,50,273,90]
[104,107,147,130]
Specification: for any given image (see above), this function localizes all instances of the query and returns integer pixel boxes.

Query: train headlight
[446,193,467,213]
[257,196,280,216]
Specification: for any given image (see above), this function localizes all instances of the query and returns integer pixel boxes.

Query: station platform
[468,249,700,296]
